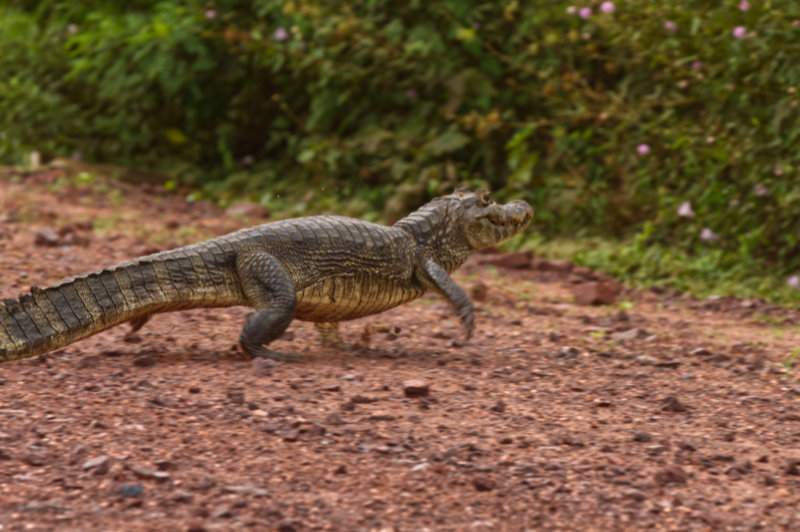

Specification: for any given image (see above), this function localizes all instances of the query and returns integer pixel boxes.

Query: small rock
[251,357,278,376]
[490,400,506,413]
[611,328,648,341]
[132,354,156,367]
[636,354,660,365]
[403,380,430,398]
[22,452,48,467]
[557,346,580,358]
[632,431,653,443]
[171,489,194,503]
[130,465,172,482]
[784,459,800,476]
[225,202,270,219]
[622,488,648,502]
[690,347,713,357]
[646,445,670,455]
[119,484,144,498]
[276,519,301,532]
[661,395,688,413]
[61,232,91,247]
[654,465,688,486]
[572,282,617,306]
[334,464,347,475]
[282,429,300,442]
[350,394,379,404]
[227,390,245,405]
[155,459,175,471]
[82,455,110,474]
[536,259,574,273]
[211,504,234,519]
[34,227,61,247]
[472,475,497,492]
[482,251,532,269]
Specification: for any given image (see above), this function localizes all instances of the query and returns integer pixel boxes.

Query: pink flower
[677,201,695,218]
[67,23,78,34]
[739,1,750,11]
[579,7,592,19]
[691,61,703,70]
[636,143,650,155]
[567,6,577,14]
[405,89,417,99]
[700,228,719,242]
[600,2,615,14]
[664,21,677,32]
[204,9,217,20]
[753,184,768,197]
[787,275,800,289]
[774,165,784,176]
[273,27,289,42]
[732,26,747,38]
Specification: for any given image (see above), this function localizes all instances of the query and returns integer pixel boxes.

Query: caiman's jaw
[457,189,533,249]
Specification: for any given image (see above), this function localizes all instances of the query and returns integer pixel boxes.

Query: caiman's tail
[0,249,239,361]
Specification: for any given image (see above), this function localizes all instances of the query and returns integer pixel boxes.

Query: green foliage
[3,1,800,285]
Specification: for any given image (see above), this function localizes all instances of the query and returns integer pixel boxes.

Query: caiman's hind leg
[315,322,351,348]
[128,314,151,332]
[235,250,299,361]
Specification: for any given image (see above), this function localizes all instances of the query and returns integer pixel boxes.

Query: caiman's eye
[479,192,492,206]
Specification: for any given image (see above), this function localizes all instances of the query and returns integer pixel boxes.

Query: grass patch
[520,235,800,307]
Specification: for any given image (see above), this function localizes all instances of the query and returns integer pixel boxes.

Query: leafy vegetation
[2,1,800,300]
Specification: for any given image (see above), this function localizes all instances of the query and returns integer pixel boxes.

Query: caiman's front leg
[420,258,474,340]
[236,249,299,361]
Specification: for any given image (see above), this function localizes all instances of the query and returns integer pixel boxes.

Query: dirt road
[2,176,799,531]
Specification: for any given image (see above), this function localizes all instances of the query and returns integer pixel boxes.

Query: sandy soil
[1,174,800,531]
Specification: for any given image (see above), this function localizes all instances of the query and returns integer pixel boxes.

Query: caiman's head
[450,187,533,249]
[396,187,533,260]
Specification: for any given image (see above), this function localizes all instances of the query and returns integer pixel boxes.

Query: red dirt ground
[2,174,800,531]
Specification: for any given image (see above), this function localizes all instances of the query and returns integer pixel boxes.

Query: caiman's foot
[315,322,354,349]
[240,342,302,362]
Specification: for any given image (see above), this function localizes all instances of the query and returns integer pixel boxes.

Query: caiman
[0,188,532,362]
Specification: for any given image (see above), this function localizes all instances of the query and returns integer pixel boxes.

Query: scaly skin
[0,188,532,361]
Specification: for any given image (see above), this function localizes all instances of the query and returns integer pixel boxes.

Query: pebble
[572,281,617,306]
[536,259,574,273]
[654,465,689,486]
[632,431,653,443]
[784,459,800,475]
[130,465,172,482]
[34,227,61,247]
[251,357,278,376]
[119,484,144,497]
[82,454,110,474]
[661,395,688,412]
[403,380,430,398]
[490,400,506,413]
[611,328,648,341]
[132,354,156,367]
[472,475,497,491]
[481,251,532,269]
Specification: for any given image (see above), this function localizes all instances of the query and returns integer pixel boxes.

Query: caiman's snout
[505,200,533,228]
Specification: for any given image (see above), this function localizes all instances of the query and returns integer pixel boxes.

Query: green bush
[2,1,800,275]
